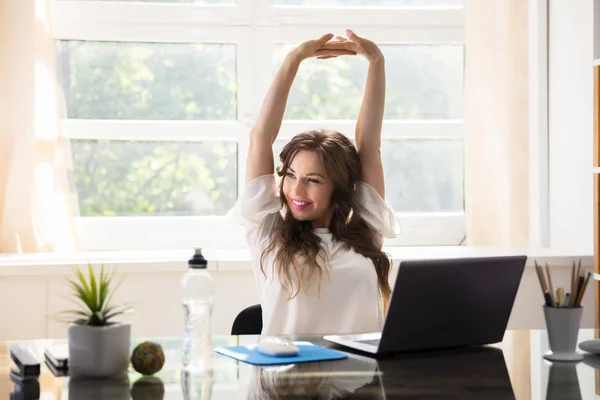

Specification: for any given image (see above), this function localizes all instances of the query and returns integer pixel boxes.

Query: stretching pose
[240,30,400,335]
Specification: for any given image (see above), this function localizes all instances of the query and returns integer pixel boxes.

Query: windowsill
[0,246,593,277]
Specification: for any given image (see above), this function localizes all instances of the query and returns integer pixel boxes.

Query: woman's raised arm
[340,30,387,198]
[246,33,356,182]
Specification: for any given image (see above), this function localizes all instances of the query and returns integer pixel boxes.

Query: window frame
[54,0,466,250]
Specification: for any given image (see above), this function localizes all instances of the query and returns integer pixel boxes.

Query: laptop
[324,255,526,356]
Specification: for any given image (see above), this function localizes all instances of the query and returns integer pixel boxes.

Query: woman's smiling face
[282,150,334,228]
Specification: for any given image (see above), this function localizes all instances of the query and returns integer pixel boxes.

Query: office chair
[231,304,263,335]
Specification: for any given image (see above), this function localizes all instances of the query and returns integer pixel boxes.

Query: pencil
[544,290,553,307]
[561,293,571,308]
[556,288,564,307]
[575,260,581,291]
[573,273,585,307]
[572,267,585,307]
[534,262,548,294]
[545,263,556,306]
[570,261,577,304]
[575,272,592,307]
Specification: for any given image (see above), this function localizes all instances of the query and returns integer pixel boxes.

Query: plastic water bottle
[181,248,214,373]
[181,369,214,400]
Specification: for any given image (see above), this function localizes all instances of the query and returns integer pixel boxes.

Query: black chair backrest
[231,304,263,335]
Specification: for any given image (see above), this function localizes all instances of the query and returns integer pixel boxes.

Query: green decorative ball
[131,341,165,376]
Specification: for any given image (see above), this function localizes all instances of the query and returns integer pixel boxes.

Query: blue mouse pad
[214,341,348,366]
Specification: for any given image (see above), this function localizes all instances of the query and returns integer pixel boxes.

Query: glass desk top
[1,329,599,399]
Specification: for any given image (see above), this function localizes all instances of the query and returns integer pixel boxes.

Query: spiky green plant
[61,264,132,327]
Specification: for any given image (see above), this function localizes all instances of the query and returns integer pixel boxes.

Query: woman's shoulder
[355,181,402,238]
[226,174,282,230]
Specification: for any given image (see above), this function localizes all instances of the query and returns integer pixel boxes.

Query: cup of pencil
[535,260,591,362]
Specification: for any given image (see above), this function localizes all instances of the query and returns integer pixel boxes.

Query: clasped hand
[290,30,384,64]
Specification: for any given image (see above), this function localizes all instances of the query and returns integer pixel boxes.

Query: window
[53,0,465,250]
[272,0,462,5]
[56,41,237,121]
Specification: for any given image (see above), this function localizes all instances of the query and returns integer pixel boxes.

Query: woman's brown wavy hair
[259,129,392,312]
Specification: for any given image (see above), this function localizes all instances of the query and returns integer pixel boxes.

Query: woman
[239,30,400,335]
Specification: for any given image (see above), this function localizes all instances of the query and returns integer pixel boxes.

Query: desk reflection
[376,347,514,399]
[546,362,582,400]
[245,354,381,399]
[243,346,515,399]
[67,375,130,400]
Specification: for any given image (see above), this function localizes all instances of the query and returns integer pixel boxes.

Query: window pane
[71,140,238,216]
[273,0,462,6]
[274,44,463,120]
[56,41,237,120]
[273,141,286,163]
[273,138,463,212]
[383,139,463,212]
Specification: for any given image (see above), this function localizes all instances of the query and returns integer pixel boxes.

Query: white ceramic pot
[68,323,131,378]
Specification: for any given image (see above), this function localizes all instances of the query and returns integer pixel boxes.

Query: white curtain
[0,0,79,253]
[465,0,530,246]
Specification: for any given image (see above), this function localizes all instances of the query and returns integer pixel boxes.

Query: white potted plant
[60,264,133,378]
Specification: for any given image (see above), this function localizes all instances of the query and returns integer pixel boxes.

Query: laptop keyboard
[357,339,380,347]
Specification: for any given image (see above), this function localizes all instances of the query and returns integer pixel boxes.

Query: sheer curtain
[0,0,79,253]
[465,0,530,246]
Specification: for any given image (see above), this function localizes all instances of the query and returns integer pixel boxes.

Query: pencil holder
[543,306,583,362]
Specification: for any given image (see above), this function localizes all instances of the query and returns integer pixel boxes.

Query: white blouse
[236,174,401,335]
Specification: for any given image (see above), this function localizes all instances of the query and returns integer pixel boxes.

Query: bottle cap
[189,248,207,269]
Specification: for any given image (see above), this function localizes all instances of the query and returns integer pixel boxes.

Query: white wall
[0,269,258,341]
[528,0,549,248]
[0,257,594,341]
[548,0,594,252]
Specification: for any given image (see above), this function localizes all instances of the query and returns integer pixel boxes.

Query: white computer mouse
[256,338,299,357]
